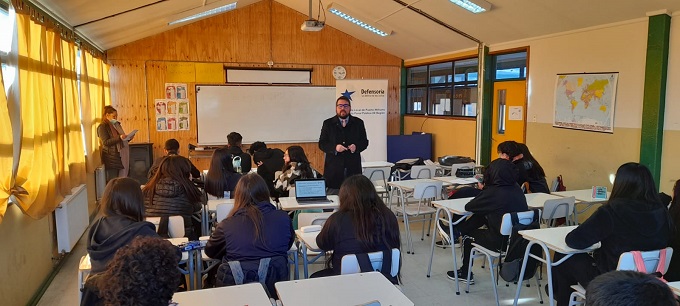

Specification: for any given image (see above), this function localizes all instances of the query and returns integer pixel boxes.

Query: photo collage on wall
[156,83,190,132]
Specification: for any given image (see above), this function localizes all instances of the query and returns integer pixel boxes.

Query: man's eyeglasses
[336,104,350,109]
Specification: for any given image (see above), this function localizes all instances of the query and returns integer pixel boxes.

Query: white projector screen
[196,85,337,145]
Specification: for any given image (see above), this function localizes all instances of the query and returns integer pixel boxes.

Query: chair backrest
[411,165,437,179]
[363,167,391,188]
[451,162,476,175]
[146,216,185,238]
[413,181,443,200]
[216,202,235,223]
[297,212,334,227]
[542,196,575,224]
[500,210,541,236]
[617,247,674,275]
[340,248,400,277]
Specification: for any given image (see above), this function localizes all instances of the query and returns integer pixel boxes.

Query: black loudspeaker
[129,143,154,184]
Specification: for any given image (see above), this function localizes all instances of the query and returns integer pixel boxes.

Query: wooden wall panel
[107,0,403,173]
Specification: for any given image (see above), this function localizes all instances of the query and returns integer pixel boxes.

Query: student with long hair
[204,174,293,295]
[143,155,203,240]
[312,175,401,282]
[82,178,159,306]
[205,147,242,199]
[550,163,672,305]
[273,145,321,198]
[664,179,680,281]
[516,143,550,193]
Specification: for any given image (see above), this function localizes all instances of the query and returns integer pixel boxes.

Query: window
[406,57,478,117]
[495,52,527,80]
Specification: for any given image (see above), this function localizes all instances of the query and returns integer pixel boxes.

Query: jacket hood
[253,148,283,163]
[233,201,277,217]
[227,146,244,156]
[607,198,670,237]
[87,216,156,262]
[484,158,519,187]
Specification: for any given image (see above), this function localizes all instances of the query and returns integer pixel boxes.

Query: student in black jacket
[447,158,528,283]
[248,141,285,195]
[205,147,242,199]
[148,138,200,179]
[205,174,293,295]
[664,179,680,282]
[550,163,672,305]
[312,175,401,281]
[226,132,252,173]
[516,143,550,194]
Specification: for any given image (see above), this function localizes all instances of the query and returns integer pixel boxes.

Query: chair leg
[535,271,544,304]
[466,249,476,294]
[426,213,432,237]
[487,255,500,306]
[420,215,426,241]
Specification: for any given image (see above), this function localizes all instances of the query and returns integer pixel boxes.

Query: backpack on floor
[499,210,542,283]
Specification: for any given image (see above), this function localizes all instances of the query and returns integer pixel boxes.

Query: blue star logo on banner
[341,89,355,101]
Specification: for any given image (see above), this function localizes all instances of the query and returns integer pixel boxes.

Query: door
[490,80,527,156]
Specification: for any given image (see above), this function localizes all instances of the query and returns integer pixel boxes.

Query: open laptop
[295,179,332,203]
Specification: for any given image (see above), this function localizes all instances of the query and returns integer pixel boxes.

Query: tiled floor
[38,217,550,306]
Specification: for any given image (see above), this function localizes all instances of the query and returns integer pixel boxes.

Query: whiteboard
[196,85,337,145]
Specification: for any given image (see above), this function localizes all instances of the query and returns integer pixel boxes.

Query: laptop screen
[295,179,327,198]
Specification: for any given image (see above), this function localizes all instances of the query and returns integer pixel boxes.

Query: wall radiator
[55,184,89,253]
[95,165,106,201]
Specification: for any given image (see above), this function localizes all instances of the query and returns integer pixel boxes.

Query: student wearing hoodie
[447,158,529,283]
[550,162,672,306]
[87,177,158,274]
[226,132,252,173]
[248,141,285,195]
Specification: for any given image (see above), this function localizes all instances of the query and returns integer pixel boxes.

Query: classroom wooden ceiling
[32,0,680,60]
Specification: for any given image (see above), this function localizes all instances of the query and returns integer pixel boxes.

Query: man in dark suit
[319,96,369,191]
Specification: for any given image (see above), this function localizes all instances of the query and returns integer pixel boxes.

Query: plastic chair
[567,247,674,306]
[465,210,544,306]
[215,202,235,223]
[78,254,91,303]
[410,165,438,179]
[541,196,576,227]
[363,166,392,201]
[207,198,235,232]
[340,248,400,278]
[297,212,334,278]
[402,181,442,254]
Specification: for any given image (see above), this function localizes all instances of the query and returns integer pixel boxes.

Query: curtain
[80,52,108,173]
[0,59,13,223]
[54,39,86,194]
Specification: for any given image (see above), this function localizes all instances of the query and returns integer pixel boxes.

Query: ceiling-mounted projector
[301,19,325,31]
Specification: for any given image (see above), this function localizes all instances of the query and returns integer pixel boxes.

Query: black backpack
[498,210,542,283]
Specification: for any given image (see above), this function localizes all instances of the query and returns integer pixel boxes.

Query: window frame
[405,56,479,118]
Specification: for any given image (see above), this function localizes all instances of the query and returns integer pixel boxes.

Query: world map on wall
[553,73,618,133]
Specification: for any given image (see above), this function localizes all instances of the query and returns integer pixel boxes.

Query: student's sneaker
[446,269,474,284]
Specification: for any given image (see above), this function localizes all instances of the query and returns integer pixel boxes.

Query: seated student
[226,132,252,173]
[143,156,203,240]
[204,173,293,296]
[273,145,321,198]
[586,270,677,306]
[516,143,550,193]
[97,236,181,306]
[87,177,158,275]
[148,138,200,179]
[248,141,285,195]
[447,158,529,283]
[312,175,401,282]
[662,179,680,281]
[497,141,531,191]
[204,147,242,199]
[550,162,672,306]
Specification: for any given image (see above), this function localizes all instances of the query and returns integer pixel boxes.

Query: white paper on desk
[300,225,322,233]
[396,158,419,164]
[124,129,138,141]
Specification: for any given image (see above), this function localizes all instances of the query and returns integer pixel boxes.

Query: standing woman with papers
[97,106,135,182]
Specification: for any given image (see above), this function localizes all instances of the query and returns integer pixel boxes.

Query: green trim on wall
[640,14,671,187]
[480,46,493,165]
[400,60,407,135]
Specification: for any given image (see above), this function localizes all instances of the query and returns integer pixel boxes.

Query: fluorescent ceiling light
[327,3,393,37]
[168,2,237,25]
[449,0,492,14]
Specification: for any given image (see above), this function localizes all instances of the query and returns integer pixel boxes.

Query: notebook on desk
[295,179,332,204]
